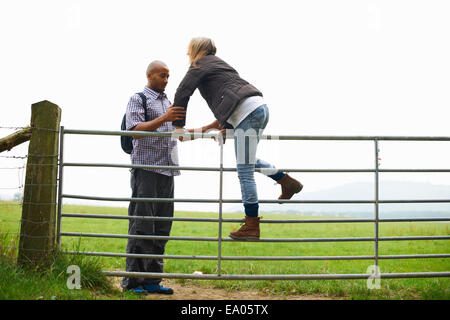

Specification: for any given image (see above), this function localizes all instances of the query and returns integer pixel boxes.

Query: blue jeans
[233,105,285,217]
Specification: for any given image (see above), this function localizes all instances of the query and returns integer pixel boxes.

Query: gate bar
[61,194,450,204]
[374,138,380,269]
[217,132,224,276]
[63,161,450,173]
[63,128,450,141]
[60,213,450,223]
[60,232,450,242]
[67,250,450,261]
[103,270,450,280]
[56,125,64,247]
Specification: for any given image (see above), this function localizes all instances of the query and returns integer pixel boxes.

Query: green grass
[0,232,112,300]
[1,201,449,299]
[1,202,149,300]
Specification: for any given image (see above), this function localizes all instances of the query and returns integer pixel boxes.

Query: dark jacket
[173,54,263,128]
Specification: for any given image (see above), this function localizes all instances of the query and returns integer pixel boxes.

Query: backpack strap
[136,92,149,122]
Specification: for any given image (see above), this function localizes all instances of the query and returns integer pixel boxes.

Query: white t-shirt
[226,95,265,128]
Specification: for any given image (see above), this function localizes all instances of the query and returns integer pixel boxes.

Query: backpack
[121,92,148,154]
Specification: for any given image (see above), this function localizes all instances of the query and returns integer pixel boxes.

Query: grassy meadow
[1,200,449,299]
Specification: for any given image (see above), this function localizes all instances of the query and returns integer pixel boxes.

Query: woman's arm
[172,66,205,128]
[132,105,186,139]
[178,119,224,142]
[187,119,221,133]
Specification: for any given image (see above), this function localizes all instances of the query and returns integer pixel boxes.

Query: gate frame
[56,128,450,280]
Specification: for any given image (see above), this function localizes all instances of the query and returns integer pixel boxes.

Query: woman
[173,37,303,240]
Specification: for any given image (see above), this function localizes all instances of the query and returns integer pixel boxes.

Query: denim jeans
[233,104,285,217]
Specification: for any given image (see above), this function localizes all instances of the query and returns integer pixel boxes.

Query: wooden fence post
[17,100,61,268]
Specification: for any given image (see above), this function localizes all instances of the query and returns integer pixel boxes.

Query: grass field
[1,201,449,299]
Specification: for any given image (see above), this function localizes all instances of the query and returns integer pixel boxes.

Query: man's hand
[164,105,186,122]
[132,105,185,139]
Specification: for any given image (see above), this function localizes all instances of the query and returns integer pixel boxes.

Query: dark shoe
[229,216,260,240]
[143,284,174,295]
[126,286,148,295]
[277,173,303,201]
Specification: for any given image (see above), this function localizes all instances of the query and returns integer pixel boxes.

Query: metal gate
[56,127,450,280]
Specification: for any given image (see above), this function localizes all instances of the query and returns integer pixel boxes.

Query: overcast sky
[1,0,449,212]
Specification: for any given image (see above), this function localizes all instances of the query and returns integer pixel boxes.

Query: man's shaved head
[146,60,170,93]
[146,60,168,76]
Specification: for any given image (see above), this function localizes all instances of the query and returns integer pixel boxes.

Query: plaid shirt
[126,87,180,176]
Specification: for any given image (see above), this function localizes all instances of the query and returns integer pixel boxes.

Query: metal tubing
[60,213,450,224]
[68,251,219,260]
[379,236,450,241]
[56,126,64,247]
[102,270,450,280]
[61,194,450,204]
[61,232,218,241]
[66,250,450,261]
[263,136,450,142]
[60,232,450,242]
[64,162,230,172]
[374,139,380,269]
[217,133,224,276]
[63,128,450,141]
[63,161,450,173]
[64,128,217,139]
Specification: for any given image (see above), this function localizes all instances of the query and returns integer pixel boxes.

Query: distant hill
[251,181,450,218]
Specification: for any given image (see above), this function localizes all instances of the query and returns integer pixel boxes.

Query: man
[121,61,186,294]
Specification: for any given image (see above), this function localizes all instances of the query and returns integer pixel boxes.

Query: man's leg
[147,172,174,277]
[141,173,174,294]
[121,169,143,291]
[122,169,162,291]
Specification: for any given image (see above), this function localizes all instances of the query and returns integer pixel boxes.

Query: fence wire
[0,125,60,255]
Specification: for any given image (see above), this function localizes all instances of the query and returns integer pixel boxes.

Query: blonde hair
[187,37,216,67]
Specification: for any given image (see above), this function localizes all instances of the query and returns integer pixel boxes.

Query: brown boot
[229,216,260,241]
[277,173,303,201]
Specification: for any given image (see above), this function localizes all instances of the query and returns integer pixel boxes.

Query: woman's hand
[173,127,187,142]
[205,120,227,144]
[178,119,223,142]
[214,129,227,145]
[206,119,221,131]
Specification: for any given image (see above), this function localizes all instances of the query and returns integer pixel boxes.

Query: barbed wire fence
[0,101,62,268]
[0,126,28,257]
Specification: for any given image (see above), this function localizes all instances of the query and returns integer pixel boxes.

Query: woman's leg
[228,104,303,240]
[254,158,303,200]
[255,158,286,181]
[229,105,268,240]
[233,105,270,217]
